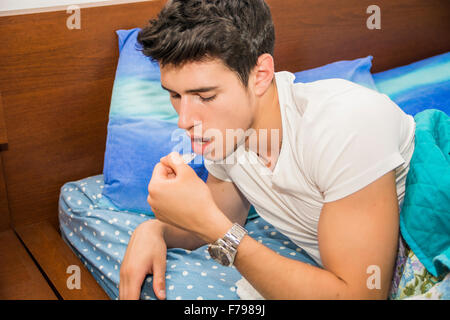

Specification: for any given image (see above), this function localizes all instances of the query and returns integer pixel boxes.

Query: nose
[177,96,195,130]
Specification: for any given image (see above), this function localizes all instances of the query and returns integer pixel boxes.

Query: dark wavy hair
[137,0,275,88]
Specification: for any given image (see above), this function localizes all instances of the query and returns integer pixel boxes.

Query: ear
[250,53,275,96]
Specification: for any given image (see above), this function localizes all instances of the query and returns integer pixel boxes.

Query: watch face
[208,245,232,266]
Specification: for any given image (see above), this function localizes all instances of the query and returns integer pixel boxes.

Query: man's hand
[119,219,167,300]
[148,152,232,243]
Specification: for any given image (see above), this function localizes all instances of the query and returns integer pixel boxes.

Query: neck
[244,77,282,164]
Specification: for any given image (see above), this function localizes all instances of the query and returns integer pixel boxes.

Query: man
[119,0,416,299]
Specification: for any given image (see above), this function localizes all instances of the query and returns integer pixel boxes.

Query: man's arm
[228,170,399,299]
[161,173,250,250]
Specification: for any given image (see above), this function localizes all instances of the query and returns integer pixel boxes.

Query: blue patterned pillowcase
[294,55,378,91]
[101,28,379,217]
[373,52,450,116]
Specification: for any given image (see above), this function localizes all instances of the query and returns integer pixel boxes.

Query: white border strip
[0,0,154,17]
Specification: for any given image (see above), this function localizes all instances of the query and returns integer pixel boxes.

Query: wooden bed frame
[0,0,449,300]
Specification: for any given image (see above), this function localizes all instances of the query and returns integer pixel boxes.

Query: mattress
[58,174,319,300]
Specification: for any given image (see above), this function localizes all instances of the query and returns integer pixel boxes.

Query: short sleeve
[204,159,233,182]
[303,89,408,203]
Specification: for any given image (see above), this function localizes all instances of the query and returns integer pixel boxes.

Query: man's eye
[170,94,180,99]
[200,95,217,102]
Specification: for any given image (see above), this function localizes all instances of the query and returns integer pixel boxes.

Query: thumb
[152,258,167,300]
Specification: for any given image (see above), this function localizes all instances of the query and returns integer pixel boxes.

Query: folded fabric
[373,52,450,116]
[399,109,450,278]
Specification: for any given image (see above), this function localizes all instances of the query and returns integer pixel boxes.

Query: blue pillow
[101,28,379,218]
[373,52,450,116]
[294,55,378,91]
[101,28,208,216]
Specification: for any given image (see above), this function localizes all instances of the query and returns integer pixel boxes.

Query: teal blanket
[400,109,450,278]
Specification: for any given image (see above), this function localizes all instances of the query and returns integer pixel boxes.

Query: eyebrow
[161,84,219,94]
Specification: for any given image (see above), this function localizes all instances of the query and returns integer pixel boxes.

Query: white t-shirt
[204,71,416,267]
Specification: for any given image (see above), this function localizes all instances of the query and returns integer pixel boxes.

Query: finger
[120,271,146,300]
[165,152,185,175]
[151,162,169,181]
[152,257,167,300]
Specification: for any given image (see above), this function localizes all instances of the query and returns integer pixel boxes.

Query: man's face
[160,58,255,161]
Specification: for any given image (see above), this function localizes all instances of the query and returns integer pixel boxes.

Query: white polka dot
[208,285,214,289]
[93,231,96,236]
[79,226,83,231]
[87,211,92,216]
[96,256,101,260]
[99,265,104,270]
[96,180,101,183]
[171,264,177,269]
[77,200,82,205]
[212,265,218,269]
[168,285,174,291]
[220,272,226,276]
[220,278,226,282]
[264,225,269,230]
[166,275,171,279]
[182,271,188,276]
[146,278,152,283]
[230,287,236,292]
[296,248,302,252]
[283,241,289,245]
[107,243,112,248]
[187,285,193,289]
[270,231,277,236]
[176,296,182,300]
[201,272,207,276]
[97,194,102,198]
[125,220,130,225]
[289,252,296,256]
[67,196,71,201]
[217,294,224,298]
[195,262,201,266]
[100,231,105,236]
[115,231,120,236]
[196,296,203,300]
[95,220,101,224]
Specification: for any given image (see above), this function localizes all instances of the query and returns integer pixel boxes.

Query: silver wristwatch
[208,223,248,267]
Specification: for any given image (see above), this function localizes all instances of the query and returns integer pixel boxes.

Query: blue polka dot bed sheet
[58,174,319,300]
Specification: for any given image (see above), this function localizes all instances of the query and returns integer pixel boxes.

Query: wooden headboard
[0,0,449,231]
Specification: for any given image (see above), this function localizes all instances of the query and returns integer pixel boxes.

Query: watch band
[223,223,248,249]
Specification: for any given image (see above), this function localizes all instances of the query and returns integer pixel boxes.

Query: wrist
[198,206,233,244]
[143,219,165,238]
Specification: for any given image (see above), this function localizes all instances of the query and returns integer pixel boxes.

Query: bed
[0,0,448,300]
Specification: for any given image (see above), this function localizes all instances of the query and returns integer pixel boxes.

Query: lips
[191,136,213,154]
